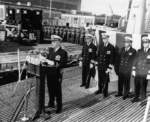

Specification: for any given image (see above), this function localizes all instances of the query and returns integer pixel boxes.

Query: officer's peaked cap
[142,36,150,42]
[85,33,94,39]
[124,36,133,42]
[51,35,62,41]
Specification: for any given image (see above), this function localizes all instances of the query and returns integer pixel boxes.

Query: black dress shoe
[115,94,122,97]
[103,94,108,98]
[85,86,89,89]
[131,97,140,103]
[44,110,51,114]
[128,94,135,98]
[95,90,102,95]
[122,96,128,100]
[80,84,85,87]
[56,109,62,114]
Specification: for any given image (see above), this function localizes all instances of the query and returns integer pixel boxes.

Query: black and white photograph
[0,0,150,121]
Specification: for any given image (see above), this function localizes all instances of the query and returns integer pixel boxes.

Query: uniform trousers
[47,67,62,110]
[118,73,130,97]
[86,67,96,88]
[82,64,90,86]
[98,69,109,97]
[134,76,148,99]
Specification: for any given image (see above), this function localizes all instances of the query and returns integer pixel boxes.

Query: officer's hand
[132,71,136,77]
[91,60,95,64]
[106,68,110,74]
[147,74,150,80]
[55,55,61,61]
[90,63,94,69]
[147,71,150,80]
[39,55,48,65]
[79,61,82,67]
[47,60,55,66]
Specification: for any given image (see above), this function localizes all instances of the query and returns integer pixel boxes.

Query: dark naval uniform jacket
[97,43,115,71]
[119,47,136,75]
[81,42,97,65]
[47,47,68,79]
[132,48,150,100]
[133,48,150,77]
[81,42,97,86]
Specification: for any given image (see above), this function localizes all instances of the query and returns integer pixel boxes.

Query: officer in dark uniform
[79,34,97,88]
[55,27,59,36]
[75,28,80,44]
[62,28,67,42]
[131,36,150,102]
[70,28,75,43]
[67,28,71,43]
[80,29,85,45]
[43,26,48,39]
[59,27,63,38]
[65,27,69,42]
[115,36,136,100]
[95,32,115,97]
[46,35,68,113]
[50,26,54,35]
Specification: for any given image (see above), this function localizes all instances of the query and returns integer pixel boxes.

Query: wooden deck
[0,66,150,122]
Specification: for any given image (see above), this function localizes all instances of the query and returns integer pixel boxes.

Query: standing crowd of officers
[80,32,150,102]
[32,30,150,120]
[43,25,87,45]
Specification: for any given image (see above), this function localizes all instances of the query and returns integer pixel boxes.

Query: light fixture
[23,10,27,14]
[17,2,21,5]
[16,9,20,14]
[27,2,31,6]
[9,10,12,14]
[36,11,40,15]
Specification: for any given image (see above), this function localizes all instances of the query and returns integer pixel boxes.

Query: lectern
[26,55,51,120]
